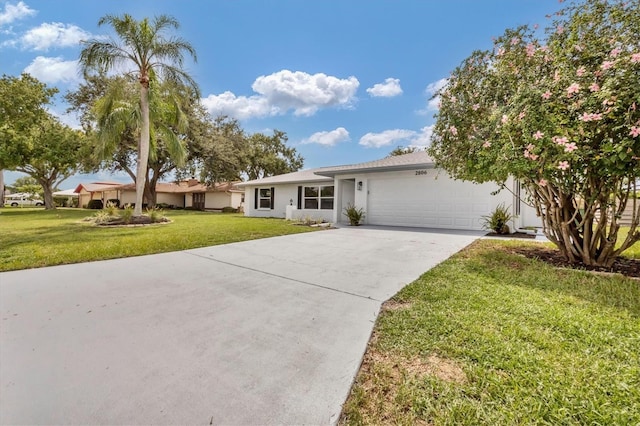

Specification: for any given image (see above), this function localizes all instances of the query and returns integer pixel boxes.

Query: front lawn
[0,208,319,271]
[341,239,640,425]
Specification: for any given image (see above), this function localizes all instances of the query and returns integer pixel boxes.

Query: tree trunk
[40,178,56,210]
[135,82,151,217]
[0,169,4,208]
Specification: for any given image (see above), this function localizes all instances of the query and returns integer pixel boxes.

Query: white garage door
[367,174,498,230]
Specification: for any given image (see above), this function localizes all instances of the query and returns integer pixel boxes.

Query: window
[259,188,271,209]
[303,185,334,210]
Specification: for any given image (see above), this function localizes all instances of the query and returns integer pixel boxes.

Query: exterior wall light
[357,181,363,191]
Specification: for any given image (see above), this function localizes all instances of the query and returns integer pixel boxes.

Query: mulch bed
[486,232,536,239]
[506,245,640,279]
[97,216,170,226]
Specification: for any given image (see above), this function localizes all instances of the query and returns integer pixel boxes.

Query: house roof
[74,182,124,193]
[315,151,435,177]
[113,181,243,194]
[236,168,334,186]
[237,152,436,186]
[53,189,78,197]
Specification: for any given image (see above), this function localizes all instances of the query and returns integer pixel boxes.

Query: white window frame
[258,188,272,210]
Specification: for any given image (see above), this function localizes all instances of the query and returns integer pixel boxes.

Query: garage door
[367,174,498,230]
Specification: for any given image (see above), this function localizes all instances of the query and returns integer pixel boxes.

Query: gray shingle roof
[315,151,435,176]
[236,168,334,186]
[236,152,435,186]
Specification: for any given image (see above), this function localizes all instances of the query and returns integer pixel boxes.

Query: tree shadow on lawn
[473,242,640,318]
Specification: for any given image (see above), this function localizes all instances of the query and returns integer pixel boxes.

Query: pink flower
[564,142,577,152]
[553,136,569,145]
[630,126,640,137]
[575,44,583,52]
[554,70,560,82]
[451,96,457,103]
[589,82,600,92]
[601,61,614,70]
[527,144,536,151]
[579,112,603,122]
[519,111,526,120]
[556,25,564,34]
[533,131,544,140]
[483,141,491,148]
[558,161,570,170]
[566,83,580,96]
[542,91,552,100]
[472,104,480,111]
[610,48,622,57]
[526,43,536,57]
[534,24,539,30]
[497,48,505,56]
[539,178,548,187]
[449,126,458,136]
[501,114,508,124]
[632,53,640,63]
[576,67,586,77]
[511,37,520,45]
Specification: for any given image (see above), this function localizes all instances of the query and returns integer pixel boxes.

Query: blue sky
[1,0,565,189]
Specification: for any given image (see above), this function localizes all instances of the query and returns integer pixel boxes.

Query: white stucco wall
[243,183,334,222]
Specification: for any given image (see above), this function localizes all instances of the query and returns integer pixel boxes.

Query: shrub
[343,203,365,226]
[104,201,119,216]
[221,206,238,213]
[92,210,113,224]
[87,199,103,209]
[106,199,120,208]
[121,205,134,224]
[146,208,166,223]
[481,204,513,234]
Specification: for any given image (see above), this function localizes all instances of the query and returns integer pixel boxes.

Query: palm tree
[79,14,199,216]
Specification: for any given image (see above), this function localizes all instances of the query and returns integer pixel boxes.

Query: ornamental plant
[429,0,639,267]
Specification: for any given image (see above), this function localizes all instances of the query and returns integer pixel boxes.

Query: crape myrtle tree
[429,0,639,267]
[79,14,199,216]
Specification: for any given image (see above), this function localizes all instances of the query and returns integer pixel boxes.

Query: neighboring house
[238,151,541,231]
[74,180,243,210]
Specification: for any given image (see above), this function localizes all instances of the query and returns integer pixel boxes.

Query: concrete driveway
[0,226,482,425]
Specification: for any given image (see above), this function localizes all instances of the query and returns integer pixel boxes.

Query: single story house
[74,180,244,210]
[237,151,541,231]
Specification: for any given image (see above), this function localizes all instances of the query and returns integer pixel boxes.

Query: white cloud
[301,127,350,147]
[422,77,448,112]
[408,125,434,148]
[359,129,417,148]
[20,22,91,51]
[359,126,435,149]
[201,91,275,120]
[24,56,80,84]
[366,77,402,97]
[0,1,35,26]
[252,70,359,116]
[202,69,360,120]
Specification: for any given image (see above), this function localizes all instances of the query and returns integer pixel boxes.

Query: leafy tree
[10,176,43,198]
[184,116,249,185]
[0,74,57,207]
[243,130,303,180]
[0,74,87,209]
[79,14,199,216]
[429,0,639,267]
[388,146,419,156]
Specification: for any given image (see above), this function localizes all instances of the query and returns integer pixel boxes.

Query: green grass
[341,239,640,425]
[0,208,318,271]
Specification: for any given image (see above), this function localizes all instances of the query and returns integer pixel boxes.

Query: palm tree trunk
[135,83,151,216]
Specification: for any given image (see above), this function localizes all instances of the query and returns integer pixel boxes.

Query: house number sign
[415,170,428,176]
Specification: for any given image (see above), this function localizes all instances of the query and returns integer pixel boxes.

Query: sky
[0,0,566,190]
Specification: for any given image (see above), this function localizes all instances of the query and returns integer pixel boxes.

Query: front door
[193,193,205,210]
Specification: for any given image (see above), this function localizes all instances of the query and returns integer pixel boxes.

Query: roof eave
[316,162,436,177]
